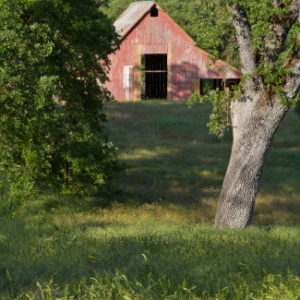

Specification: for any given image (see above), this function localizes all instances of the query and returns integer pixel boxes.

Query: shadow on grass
[44,101,300,225]
[42,101,230,216]
[30,101,300,226]
[106,101,300,225]
[107,101,231,206]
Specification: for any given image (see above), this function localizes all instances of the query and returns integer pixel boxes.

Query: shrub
[0,0,121,204]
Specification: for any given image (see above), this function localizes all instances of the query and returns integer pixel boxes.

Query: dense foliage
[0,0,120,204]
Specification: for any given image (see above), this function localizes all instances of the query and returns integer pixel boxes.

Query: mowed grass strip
[0,101,299,299]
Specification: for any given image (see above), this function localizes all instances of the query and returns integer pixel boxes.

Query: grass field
[0,101,299,299]
[107,101,300,226]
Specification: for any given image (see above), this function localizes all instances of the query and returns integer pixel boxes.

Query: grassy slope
[0,101,299,299]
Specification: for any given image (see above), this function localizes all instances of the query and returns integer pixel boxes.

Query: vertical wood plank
[133,44,142,101]
[167,43,172,100]
[192,79,200,94]
[192,79,196,93]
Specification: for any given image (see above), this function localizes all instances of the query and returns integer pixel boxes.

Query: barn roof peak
[114,1,157,39]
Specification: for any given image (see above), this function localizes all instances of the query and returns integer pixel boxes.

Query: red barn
[105,1,241,100]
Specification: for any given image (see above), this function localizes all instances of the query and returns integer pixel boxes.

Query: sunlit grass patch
[120,147,179,161]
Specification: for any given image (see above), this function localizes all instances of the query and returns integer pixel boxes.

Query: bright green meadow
[0,101,299,299]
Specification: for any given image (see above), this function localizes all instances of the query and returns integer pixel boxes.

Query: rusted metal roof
[114,1,156,39]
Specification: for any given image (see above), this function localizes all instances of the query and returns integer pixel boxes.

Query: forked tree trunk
[214,96,287,229]
[214,1,300,229]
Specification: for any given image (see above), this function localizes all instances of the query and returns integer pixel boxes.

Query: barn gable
[114,1,194,44]
[105,1,241,100]
[114,1,157,39]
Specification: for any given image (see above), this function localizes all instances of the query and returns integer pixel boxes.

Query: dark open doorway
[143,54,167,99]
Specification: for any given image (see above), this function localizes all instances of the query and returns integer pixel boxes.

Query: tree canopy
[0,0,120,203]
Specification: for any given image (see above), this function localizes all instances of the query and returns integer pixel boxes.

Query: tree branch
[272,0,279,8]
[291,0,300,15]
[263,0,300,63]
[284,33,300,99]
[227,4,256,75]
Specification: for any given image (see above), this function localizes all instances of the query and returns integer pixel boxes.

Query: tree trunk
[214,96,287,229]
[214,1,300,229]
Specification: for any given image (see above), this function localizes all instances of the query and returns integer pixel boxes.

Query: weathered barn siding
[106,2,240,100]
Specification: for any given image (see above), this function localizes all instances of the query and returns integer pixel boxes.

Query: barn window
[150,5,158,17]
[200,79,223,95]
[225,79,240,90]
[199,79,240,95]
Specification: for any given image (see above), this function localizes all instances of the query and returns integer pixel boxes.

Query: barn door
[144,54,167,99]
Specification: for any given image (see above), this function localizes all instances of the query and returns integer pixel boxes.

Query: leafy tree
[190,0,300,228]
[0,0,120,204]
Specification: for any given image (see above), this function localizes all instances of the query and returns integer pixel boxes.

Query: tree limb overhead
[263,0,300,63]
[227,3,256,75]
[284,32,300,99]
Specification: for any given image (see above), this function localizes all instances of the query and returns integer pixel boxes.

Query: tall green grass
[1,215,299,299]
[0,101,299,299]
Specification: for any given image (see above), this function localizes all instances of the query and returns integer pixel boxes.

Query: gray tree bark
[214,1,300,228]
[214,97,287,228]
